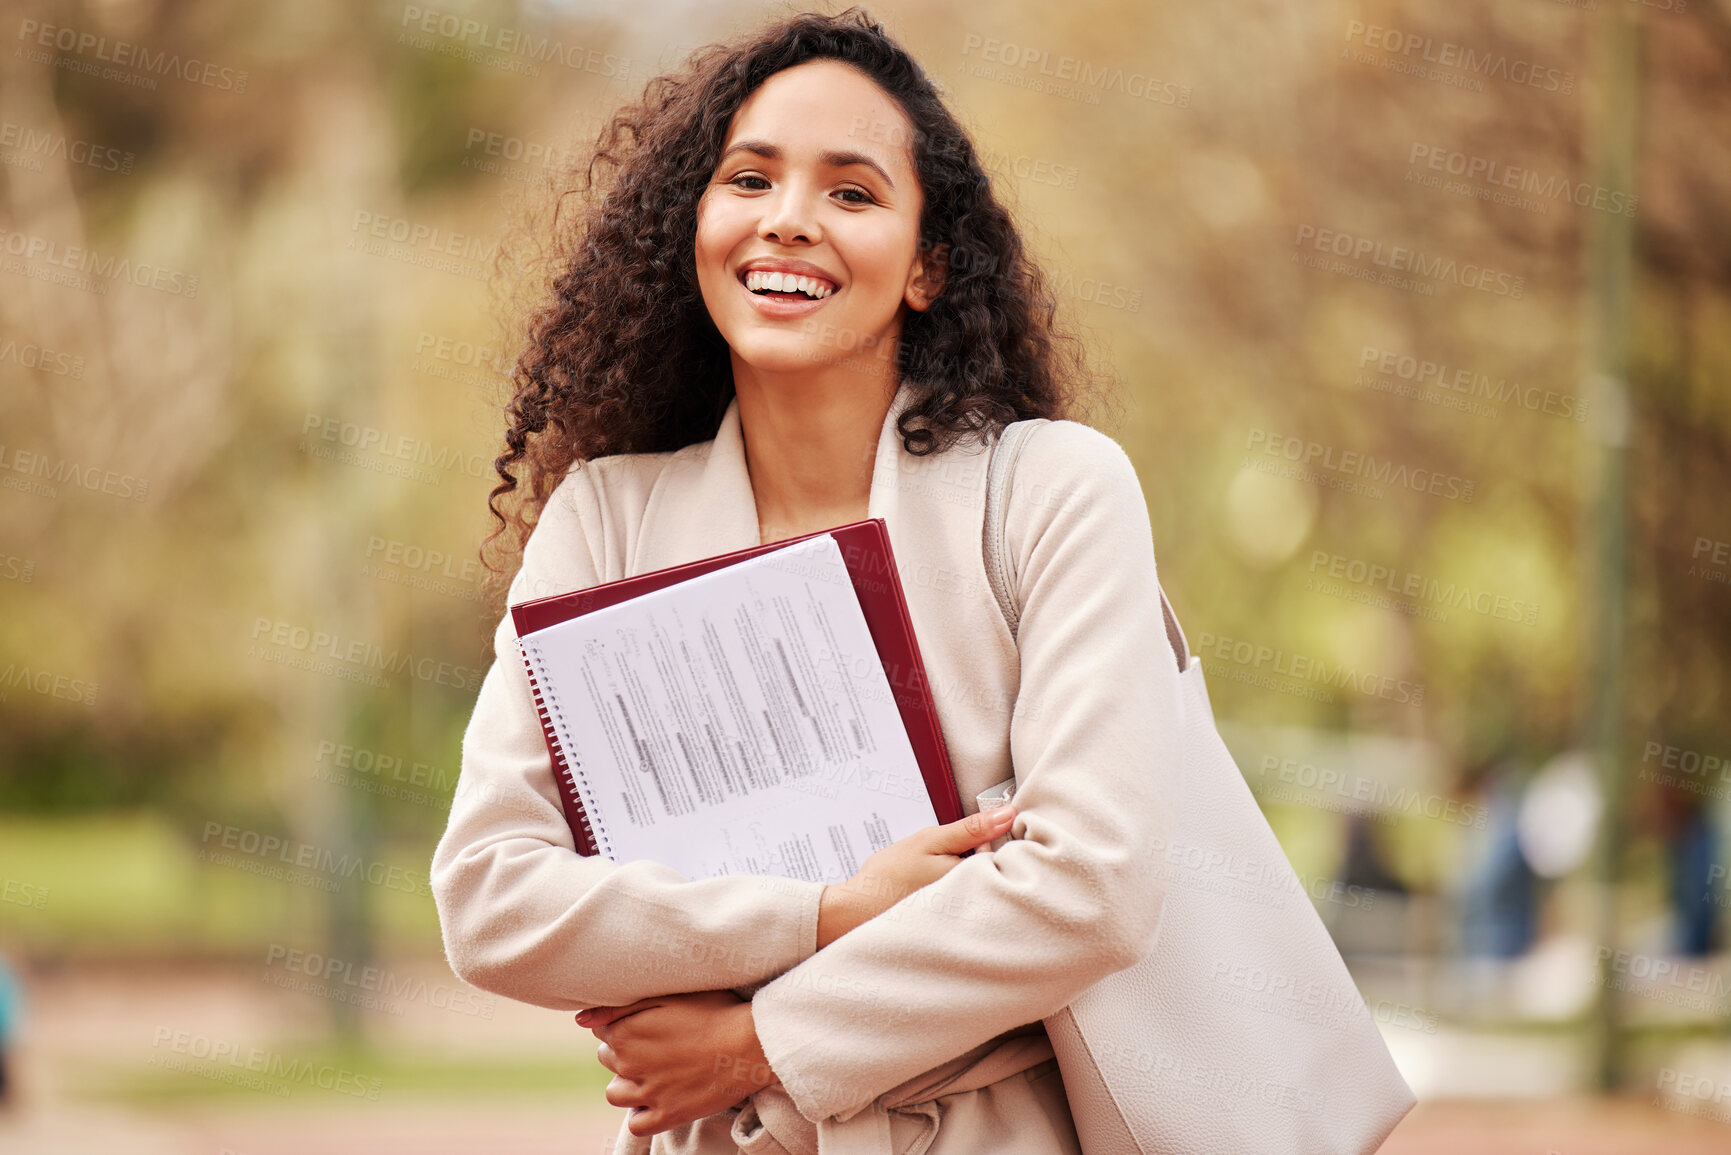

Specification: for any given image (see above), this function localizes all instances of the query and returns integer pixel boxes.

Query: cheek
[693,199,738,283]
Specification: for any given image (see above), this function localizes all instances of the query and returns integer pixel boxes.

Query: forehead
[724,59,917,182]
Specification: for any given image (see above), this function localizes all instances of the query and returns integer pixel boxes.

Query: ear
[905,242,949,312]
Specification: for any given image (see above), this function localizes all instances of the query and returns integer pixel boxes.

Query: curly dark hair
[483,5,1112,578]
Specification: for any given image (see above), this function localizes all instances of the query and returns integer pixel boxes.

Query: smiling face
[695,58,940,381]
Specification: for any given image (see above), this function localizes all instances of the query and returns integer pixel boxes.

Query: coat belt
[729,1032,1056,1155]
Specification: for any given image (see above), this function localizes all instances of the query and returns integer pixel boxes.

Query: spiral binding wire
[519,638,607,859]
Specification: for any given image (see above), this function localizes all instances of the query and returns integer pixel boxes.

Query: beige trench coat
[431,380,1181,1153]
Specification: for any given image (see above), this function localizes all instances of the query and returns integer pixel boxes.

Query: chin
[729,332,851,375]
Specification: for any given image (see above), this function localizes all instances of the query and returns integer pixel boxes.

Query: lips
[736,258,840,295]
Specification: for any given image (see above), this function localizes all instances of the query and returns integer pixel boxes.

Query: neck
[731,354,901,545]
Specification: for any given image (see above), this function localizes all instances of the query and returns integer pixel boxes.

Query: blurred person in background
[1459,758,1539,959]
[0,951,18,1109]
[1653,785,1720,956]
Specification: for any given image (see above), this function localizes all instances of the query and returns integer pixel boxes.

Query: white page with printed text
[519,533,938,883]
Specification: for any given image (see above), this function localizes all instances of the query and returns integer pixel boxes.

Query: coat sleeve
[748,420,1182,1123]
[429,465,828,1011]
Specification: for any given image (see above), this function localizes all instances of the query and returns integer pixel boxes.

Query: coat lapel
[631,381,921,577]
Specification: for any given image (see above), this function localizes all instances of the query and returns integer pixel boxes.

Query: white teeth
[744,269,833,298]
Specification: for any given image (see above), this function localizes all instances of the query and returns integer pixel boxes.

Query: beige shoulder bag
[977,418,1416,1154]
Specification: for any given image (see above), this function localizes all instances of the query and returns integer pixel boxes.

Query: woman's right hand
[816,805,1017,948]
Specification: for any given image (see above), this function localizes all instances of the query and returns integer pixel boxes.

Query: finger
[594,997,666,1033]
[595,1040,620,1075]
[579,999,649,1028]
[928,805,1016,854]
[577,1006,623,1029]
[626,1105,660,1137]
[604,1075,646,1110]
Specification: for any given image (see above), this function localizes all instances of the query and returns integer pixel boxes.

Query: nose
[757,181,821,245]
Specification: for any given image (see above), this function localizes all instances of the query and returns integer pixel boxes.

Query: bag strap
[983,420,1191,672]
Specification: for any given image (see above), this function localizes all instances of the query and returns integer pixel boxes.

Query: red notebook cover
[509,517,963,859]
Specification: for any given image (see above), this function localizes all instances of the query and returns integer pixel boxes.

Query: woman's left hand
[577,989,781,1137]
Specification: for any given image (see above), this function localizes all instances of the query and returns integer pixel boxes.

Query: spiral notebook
[509,518,963,883]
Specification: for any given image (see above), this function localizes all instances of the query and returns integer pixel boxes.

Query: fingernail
[986,804,1014,822]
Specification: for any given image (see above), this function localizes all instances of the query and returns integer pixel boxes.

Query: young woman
[432,9,1179,1153]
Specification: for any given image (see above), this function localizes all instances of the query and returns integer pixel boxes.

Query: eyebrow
[717,139,897,191]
